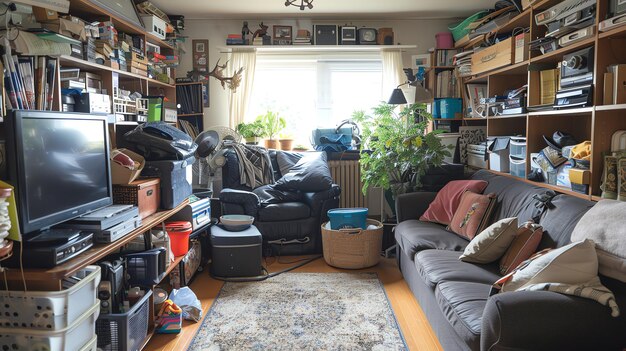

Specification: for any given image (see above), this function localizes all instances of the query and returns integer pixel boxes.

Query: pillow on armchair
[274,152,333,192]
[253,184,303,204]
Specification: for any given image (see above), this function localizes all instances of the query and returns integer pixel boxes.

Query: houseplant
[353,102,451,201]
[236,119,265,145]
[258,110,286,149]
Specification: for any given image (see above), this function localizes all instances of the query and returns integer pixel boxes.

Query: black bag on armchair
[124,122,197,161]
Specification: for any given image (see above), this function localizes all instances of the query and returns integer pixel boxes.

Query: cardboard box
[111,148,145,185]
[471,37,513,75]
[604,72,614,105]
[42,18,87,41]
[32,6,58,22]
[569,169,591,185]
[540,69,559,105]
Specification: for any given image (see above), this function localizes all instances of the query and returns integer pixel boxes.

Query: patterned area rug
[188,272,407,350]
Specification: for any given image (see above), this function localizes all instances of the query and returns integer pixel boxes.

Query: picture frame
[192,39,210,77]
[411,54,431,71]
[273,25,293,45]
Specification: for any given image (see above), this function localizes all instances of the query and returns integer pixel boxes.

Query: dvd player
[18,232,94,268]
[64,204,139,230]
[93,216,142,243]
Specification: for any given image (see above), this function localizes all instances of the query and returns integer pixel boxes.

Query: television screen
[5,111,112,237]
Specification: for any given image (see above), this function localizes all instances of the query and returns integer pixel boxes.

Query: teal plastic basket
[448,10,489,41]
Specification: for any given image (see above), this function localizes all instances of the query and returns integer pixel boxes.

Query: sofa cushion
[460,217,518,264]
[275,151,303,178]
[253,184,303,205]
[395,220,469,260]
[420,180,488,226]
[258,202,310,221]
[274,152,333,192]
[435,280,491,350]
[448,191,496,240]
[538,194,594,250]
[415,249,502,288]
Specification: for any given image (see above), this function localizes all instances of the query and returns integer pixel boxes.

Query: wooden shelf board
[58,56,175,88]
[598,25,626,40]
[432,118,462,121]
[164,255,186,278]
[431,66,456,70]
[530,37,595,64]
[220,44,416,53]
[488,114,527,120]
[591,195,602,202]
[528,107,593,116]
[487,170,591,200]
[595,104,626,111]
[178,113,204,117]
[463,118,488,121]
[5,200,189,281]
[497,8,532,34]
[454,34,485,49]
[176,82,204,86]
[465,60,529,83]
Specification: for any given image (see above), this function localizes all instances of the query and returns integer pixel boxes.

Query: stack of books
[294,30,311,45]
[227,34,244,45]
[125,52,148,77]
[453,51,473,77]
[436,70,460,98]
[94,40,113,58]
[1,55,58,111]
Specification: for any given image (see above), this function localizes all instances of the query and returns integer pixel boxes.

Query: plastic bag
[169,287,203,322]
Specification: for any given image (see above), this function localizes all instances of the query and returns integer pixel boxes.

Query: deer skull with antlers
[208,59,245,93]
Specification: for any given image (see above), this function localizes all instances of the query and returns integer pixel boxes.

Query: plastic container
[510,155,527,178]
[448,10,489,41]
[0,266,100,330]
[96,290,152,351]
[488,139,510,173]
[0,302,99,351]
[436,32,454,49]
[146,96,164,122]
[439,98,463,119]
[510,137,527,158]
[327,208,368,230]
[125,248,166,286]
[165,221,193,256]
[432,99,442,118]
[321,219,383,269]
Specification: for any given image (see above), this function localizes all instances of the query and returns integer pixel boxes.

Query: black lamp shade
[388,88,407,105]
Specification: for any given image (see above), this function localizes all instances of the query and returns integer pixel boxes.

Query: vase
[264,139,279,149]
[279,139,293,151]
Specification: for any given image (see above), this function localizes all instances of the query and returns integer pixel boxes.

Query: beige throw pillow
[459,217,518,264]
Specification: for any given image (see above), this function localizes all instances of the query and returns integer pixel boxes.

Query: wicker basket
[321,219,383,269]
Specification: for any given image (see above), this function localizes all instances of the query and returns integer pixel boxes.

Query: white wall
[178,18,454,129]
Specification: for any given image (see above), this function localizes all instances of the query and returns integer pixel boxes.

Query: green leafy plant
[236,119,266,139]
[258,110,286,140]
[353,102,451,196]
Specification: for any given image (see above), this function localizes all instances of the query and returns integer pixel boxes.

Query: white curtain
[227,50,257,129]
[380,49,405,101]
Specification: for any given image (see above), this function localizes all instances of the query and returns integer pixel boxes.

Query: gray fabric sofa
[395,170,626,351]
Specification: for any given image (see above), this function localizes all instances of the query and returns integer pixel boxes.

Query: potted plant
[278,132,294,151]
[353,102,451,211]
[236,119,265,145]
[258,110,286,149]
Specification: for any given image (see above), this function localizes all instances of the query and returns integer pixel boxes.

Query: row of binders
[436,70,461,99]
[175,84,202,115]
[1,54,57,111]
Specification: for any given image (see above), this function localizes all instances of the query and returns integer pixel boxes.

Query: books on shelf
[176,83,202,115]
[1,54,57,111]
[453,50,473,77]
[227,34,245,45]
[435,70,461,98]
[436,49,462,66]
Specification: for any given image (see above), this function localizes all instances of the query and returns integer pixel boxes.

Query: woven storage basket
[321,219,383,269]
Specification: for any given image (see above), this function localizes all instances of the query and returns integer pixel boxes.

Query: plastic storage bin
[438,98,463,119]
[141,155,194,209]
[448,10,489,41]
[125,248,166,286]
[321,219,383,269]
[165,221,193,256]
[0,302,99,351]
[488,138,510,173]
[435,32,454,49]
[96,289,152,351]
[0,265,100,330]
[327,208,368,230]
[510,137,527,158]
[510,155,526,178]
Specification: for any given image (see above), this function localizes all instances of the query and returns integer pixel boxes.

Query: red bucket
[165,221,193,256]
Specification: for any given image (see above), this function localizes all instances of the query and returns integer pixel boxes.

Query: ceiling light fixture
[285,0,313,11]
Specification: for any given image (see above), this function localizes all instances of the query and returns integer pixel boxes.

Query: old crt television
[4,110,112,240]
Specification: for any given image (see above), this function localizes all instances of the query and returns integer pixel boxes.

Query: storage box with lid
[140,14,166,40]
[510,137,527,158]
[509,155,526,178]
[488,137,510,173]
[113,178,160,219]
[321,219,383,269]
[471,37,513,75]
[327,208,368,230]
[467,142,488,169]
[141,156,194,209]
[435,98,463,119]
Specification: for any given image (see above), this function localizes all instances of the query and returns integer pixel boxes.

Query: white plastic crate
[0,302,99,351]
[510,137,527,158]
[0,265,100,330]
[510,155,526,178]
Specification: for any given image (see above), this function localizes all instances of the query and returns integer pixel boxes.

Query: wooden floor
[145,257,443,351]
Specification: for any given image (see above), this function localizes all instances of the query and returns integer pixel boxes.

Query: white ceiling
[150,0,496,20]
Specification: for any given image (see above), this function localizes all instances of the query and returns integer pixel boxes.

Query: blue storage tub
[432,99,442,118]
[439,98,463,119]
[327,208,368,230]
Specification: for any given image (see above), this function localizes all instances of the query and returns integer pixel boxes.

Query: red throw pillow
[420,180,488,225]
[448,191,496,240]
[499,221,544,275]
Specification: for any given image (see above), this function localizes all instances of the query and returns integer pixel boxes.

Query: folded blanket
[518,276,620,317]
[571,200,626,282]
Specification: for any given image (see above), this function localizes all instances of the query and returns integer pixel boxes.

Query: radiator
[328,160,366,208]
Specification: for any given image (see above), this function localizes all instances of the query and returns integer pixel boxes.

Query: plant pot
[264,139,279,150]
[245,136,260,145]
[279,139,293,151]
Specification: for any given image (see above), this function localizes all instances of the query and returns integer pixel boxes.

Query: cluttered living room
[0,0,625,350]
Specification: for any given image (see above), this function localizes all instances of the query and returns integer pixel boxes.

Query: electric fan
[193,126,241,193]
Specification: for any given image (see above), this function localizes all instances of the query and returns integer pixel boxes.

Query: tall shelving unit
[453,0,625,201]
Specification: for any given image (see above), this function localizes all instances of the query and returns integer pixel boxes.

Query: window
[247,54,383,145]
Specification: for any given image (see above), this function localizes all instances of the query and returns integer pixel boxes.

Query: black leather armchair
[219,150,340,256]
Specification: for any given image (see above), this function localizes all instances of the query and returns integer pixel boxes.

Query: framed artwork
[411,54,431,71]
[273,25,293,45]
[192,39,210,79]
